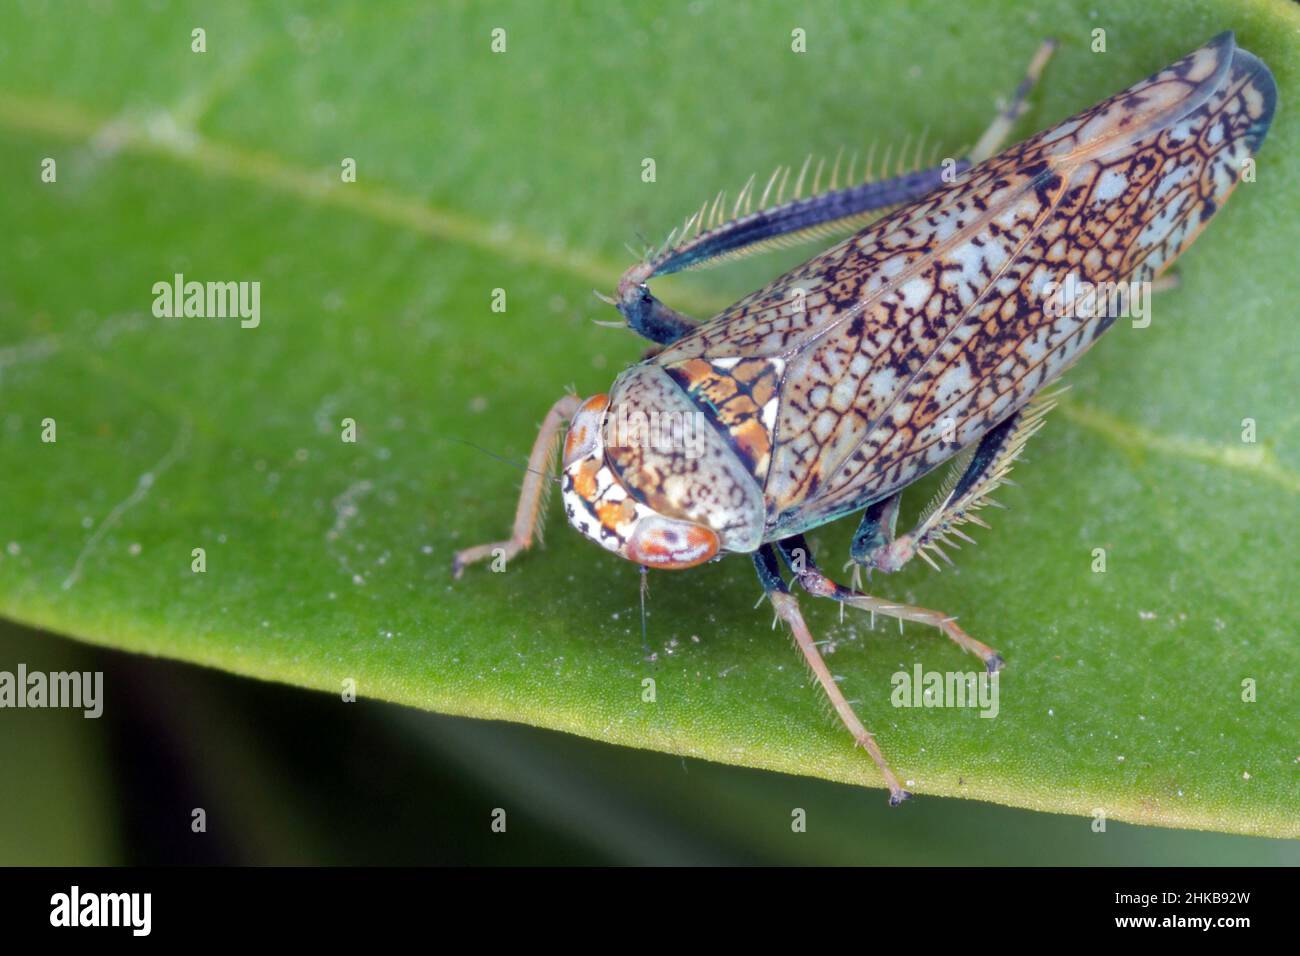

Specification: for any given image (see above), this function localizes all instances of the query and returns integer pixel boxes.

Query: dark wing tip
[1229,47,1279,155]
[1209,30,1236,50]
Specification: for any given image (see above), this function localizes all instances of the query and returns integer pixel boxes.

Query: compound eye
[563,394,609,468]
[626,516,719,569]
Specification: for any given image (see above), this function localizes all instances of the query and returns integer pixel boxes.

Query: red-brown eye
[626,516,719,569]
[563,393,609,467]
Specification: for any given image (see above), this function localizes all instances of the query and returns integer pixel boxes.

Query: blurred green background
[3,618,1298,864]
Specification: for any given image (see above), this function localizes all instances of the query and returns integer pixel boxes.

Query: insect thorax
[591,363,768,554]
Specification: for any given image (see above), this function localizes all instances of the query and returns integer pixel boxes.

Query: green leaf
[1,0,1296,837]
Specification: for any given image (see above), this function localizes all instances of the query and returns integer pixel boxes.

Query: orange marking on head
[596,501,625,530]
[573,458,600,500]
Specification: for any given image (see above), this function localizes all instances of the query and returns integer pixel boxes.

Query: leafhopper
[456,33,1276,803]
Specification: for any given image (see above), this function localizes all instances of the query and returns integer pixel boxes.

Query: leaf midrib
[3,87,1296,495]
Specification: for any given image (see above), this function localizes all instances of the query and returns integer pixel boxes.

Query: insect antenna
[447,437,561,486]
[639,564,651,659]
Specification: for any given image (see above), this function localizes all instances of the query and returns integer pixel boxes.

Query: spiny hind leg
[452,393,583,578]
[754,545,910,805]
[857,413,1025,576]
[969,39,1057,162]
[779,536,1003,673]
[854,387,1062,577]
[612,40,1056,346]
[610,159,969,345]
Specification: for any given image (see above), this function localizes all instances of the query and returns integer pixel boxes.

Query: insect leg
[641,167,961,281]
[859,388,1062,576]
[777,536,1003,673]
[452,394,583,578]
[611,162,967,345]
[754,545,910,805]
[609,261,701,346]
[1151,272,1180,294]
[614,40,1055,344]
[848,491,903,582]
[968,39,1057,162]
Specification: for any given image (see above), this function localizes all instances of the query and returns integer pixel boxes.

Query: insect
[454,33,1276,804]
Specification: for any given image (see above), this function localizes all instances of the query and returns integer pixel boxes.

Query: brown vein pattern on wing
[788,43,1271,534]
[651,34,1266,539]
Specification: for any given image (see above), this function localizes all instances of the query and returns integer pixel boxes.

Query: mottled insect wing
[654,32,1275,539]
